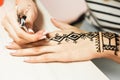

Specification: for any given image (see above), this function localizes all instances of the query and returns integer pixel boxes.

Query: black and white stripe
[85,0,120,33]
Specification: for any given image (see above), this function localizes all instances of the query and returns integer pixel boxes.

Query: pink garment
[41,0,87,23]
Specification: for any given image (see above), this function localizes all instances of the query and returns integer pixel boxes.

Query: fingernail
[28,28,34,34]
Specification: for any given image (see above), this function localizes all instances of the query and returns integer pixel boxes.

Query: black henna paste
[50,32,120,56]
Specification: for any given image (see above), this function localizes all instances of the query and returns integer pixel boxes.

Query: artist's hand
[1,12,45,45]
[16,0,38,29]
[1,0,45,45]
[7,19,102,63]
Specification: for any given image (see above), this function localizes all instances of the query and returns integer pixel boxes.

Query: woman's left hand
[7,19,101,63]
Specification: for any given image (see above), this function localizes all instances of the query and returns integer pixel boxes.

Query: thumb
[51,18,72,30]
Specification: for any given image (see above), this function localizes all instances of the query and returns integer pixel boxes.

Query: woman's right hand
[1,0,45,45]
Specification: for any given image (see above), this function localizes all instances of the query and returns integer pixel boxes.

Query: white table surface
[0,0,109,80]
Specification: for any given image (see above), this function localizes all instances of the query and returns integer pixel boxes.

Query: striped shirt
[85,0,120,34]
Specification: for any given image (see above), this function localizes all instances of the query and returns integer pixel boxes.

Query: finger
[25,39,49,47]
[7,10,44,44]
[6,42,22,49]
[25,4,38,29]
[27,28,34,34]
[2,17,29,44]
[6,14,44,43]
[16,6,24,17]
[24,53,69,63]
[11,46,58,56]
[18,29,45,43]
[7,16,44,44]
[1,16,19,40]
[51,18,72,30]
[6,39,49,49]
[25,10,37,28]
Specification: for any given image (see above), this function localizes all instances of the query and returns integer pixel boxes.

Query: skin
[16,0,38,29]
[3,18,120,63]
[2,0,45,45]
[2,14,45,45]
[1,0,120,63]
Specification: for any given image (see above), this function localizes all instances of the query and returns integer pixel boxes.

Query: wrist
[101,33,120,56]
[95,32,120,63]
[89,32,120,60]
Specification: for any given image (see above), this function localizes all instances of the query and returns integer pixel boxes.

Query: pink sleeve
[41,0,87,23]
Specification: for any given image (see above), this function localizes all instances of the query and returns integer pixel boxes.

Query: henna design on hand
[50,32,120,56]
[102,32,120,55]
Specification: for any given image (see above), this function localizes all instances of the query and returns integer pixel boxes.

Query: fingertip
[51,18,55,21]
[51,18,58,24]
[50,18,66,30]
[51,18,62,30]
[24,57,38,63]
[5,42,21,49]
[10,50,18,56]
[5,42,14,49]
[24,57,30,62]
[25,29,45,42]
[28,28,34,34]
[35,29,47,39]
